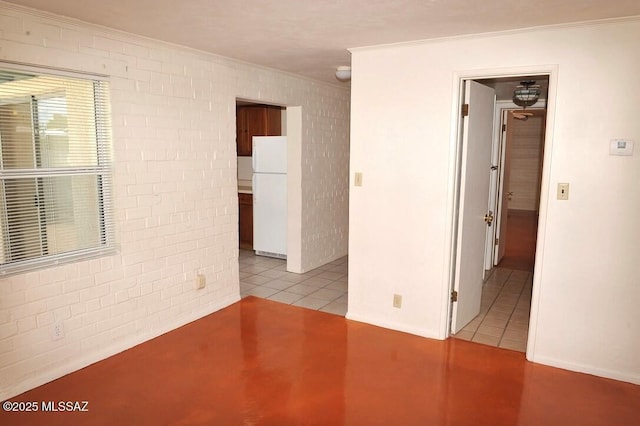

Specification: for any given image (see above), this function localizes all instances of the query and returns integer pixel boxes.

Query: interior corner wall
[297,92,351,272]
[348,18,640,383]
[0,5,350,400]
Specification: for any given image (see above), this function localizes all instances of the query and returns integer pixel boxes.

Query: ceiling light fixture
[335,66,351,82]
[513,80,540,107]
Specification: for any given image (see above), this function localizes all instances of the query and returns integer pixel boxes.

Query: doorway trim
[443,64,559,362]
[285,106,303,273]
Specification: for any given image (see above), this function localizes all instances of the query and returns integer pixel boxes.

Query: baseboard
[507,208,538,215]
[2,293,241,401]
[531,354,640,385]
[345,311,441,340]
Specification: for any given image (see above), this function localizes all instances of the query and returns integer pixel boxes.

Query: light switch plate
[557,183,569,200]
[354,172,363,187]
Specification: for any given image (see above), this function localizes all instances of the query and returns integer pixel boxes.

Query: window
[0,67,114,275]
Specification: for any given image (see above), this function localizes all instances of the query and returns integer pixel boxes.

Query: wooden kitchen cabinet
[236,105,282,156]
[238,193,253,250]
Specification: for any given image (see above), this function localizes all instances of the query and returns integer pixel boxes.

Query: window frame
[0,62,115,276]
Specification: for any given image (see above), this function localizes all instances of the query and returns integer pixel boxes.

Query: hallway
[454,268,532,351]
[453,209,537,352]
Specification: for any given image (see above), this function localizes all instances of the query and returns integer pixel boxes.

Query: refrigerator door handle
[252,145,257,173]
[252,174,257,203]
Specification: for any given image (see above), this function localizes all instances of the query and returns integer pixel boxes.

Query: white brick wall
[0,4,350,399]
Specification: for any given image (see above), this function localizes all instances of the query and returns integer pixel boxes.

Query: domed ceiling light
[335,66,351,82]
[513,80,540,107]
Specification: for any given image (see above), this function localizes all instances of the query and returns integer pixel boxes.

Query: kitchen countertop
[238,179,252,194]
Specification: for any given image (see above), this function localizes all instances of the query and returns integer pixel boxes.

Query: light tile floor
[240,249,532,352]
[453,268,533,352]
[239,249,348,316]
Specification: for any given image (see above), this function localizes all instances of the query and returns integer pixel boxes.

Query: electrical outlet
[393,294,402,308]
[196,274,206,290]
[51,321,65,341]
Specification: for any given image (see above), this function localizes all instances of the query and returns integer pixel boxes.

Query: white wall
[0,5,349,399]
[348,18,640,383]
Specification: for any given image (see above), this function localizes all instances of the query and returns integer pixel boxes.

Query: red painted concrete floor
[2,297,638,425]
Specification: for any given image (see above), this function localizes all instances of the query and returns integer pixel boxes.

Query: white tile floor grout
[240,249,531,352]
[453,268,533,352]
[239,249,348,316]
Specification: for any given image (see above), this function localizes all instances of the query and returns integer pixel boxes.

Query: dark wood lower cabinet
[239,193,253,250]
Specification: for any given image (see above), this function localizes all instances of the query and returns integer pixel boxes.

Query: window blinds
[0,68,114,275]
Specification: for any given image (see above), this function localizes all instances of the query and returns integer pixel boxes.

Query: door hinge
[502,123,506,132]
[495,237,499,246]
[461,104,469,117]
[451,290,458,302]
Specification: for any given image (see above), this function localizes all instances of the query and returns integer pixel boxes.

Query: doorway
[494,107,546,271]
[235,100,285,252]
[449,73,551,353]
[234,100,306,274]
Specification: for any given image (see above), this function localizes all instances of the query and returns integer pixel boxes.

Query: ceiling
[3,1,640,85]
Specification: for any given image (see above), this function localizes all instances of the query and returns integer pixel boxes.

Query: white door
[451,80,496,334]
[483,108,504,275]
[495,110,512,265]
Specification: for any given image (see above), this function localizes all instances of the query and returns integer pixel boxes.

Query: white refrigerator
[252,136,287,258]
